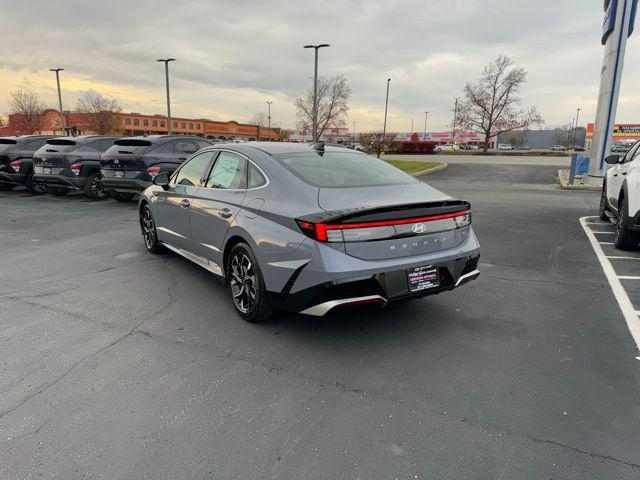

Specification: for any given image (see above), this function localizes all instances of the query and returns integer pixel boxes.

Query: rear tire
[599,182,610,221]
[139,204,165,254]
[109,190,135,202]
[84,172,109,200]
[614,200,640,250]
[25,173,46,194]
[47,187,68,196]
[0,184,15,191]
[226,243,274,323]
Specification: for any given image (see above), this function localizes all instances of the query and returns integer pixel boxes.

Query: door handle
[219,208,233,218]
[180,199,190,209]
[613,174,618,177]
[622,172,627,175]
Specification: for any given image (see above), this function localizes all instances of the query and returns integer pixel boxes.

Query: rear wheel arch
[223,234,250,275]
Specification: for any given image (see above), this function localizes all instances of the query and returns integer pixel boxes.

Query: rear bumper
[268,253,480,316]
[0,171,26,186]
[99,177,150,193]
[33,173,84,190]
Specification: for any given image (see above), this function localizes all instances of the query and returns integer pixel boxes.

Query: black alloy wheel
[140,204,165,254]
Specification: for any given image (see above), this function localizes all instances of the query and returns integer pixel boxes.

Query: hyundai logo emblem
[114,159,119,164]
[411,223,427,234]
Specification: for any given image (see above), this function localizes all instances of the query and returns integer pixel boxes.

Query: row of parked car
[0,134,213,200]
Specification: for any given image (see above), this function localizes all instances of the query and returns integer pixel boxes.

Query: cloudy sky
[1,0,639,133]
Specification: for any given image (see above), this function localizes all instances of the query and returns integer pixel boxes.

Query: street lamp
[49,68,65,135]
[303,44,330,142]
[452,97,461,145]
[424,111,429,141]
[379,78,391,158]
[157,58,176,134]
[266,101,273,140]
[573,107,582,146]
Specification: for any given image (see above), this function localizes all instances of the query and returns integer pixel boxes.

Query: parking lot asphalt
[1,163,639,479]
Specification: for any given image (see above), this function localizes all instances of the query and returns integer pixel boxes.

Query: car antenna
[312,141,325,155]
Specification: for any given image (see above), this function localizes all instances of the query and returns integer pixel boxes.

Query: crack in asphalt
[523,435,640,470]
[0,257,157,299]
[0,266,179,423]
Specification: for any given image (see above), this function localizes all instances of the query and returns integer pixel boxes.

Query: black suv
[100,135,212,202]
[32,136,121,200]
[0,135,55,193]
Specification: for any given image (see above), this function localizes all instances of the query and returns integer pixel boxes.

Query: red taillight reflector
[70,163,81,175]
[9,160,22,171]
[147,166,161,178]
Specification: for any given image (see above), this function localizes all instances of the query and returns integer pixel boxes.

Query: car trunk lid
[305,184,471,260]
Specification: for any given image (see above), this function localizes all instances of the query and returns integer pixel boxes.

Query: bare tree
[248,112,268,127]
[8,90,47,134]
[359,131,396,156]
[76,91,122,135]
[295,75,351,139]
[456,55,543,152]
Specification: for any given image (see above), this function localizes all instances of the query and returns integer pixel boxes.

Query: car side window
[248,163,267,189]
[205,151,247,189]
[172,151,216,187]
[174,139,198,155]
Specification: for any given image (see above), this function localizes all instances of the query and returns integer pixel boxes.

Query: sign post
[589,0,638,180]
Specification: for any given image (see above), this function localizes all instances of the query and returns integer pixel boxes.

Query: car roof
[0,135,56,141]
[123,135,210,145]
[215,141,362,156]
[47,135,121,144]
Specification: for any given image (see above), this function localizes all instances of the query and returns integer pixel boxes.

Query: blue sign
[569,155,590,184]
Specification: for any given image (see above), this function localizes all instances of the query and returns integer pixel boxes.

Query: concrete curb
[411,163,448,177]
[557,169,601,191]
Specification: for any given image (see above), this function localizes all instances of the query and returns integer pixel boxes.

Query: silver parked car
[138,142,480,322]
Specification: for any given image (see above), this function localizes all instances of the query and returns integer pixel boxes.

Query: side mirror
[605,154,621,165]
[153,172,170,190]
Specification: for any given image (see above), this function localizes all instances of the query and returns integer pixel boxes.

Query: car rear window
[272,151,417,188]
[0,139,18,153]
[43,139,78,152]
[106,139,154,154]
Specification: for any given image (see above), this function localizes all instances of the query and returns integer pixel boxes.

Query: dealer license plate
[407,265,439,292]
[43,167,51,174]
[114,170,124,178]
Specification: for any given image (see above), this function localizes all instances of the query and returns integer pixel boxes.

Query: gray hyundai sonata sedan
[138,142,480,322]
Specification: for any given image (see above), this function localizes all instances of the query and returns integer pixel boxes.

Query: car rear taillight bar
[296,210,471,243]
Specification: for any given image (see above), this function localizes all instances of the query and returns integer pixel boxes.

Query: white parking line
[580,217,640,355]
[591,231,615,234]
[599,242,614,245]
[607,256,640,260]
[618,276,640,280]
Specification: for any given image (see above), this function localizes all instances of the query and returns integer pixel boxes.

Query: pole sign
[589,0,638,178]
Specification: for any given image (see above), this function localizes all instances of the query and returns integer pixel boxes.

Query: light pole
[157,58,176,134]
[411,118,414,136]
[424,111,429,141]
[303,44,330,142]
[379,78,391,158]
[266,101,273,140]
[452,97,461,145]
[353,121,356,142]
[49,68,65,135]
[573,107,582,146]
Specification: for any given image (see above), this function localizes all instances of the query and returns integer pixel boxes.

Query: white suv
[600,140,640,249]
